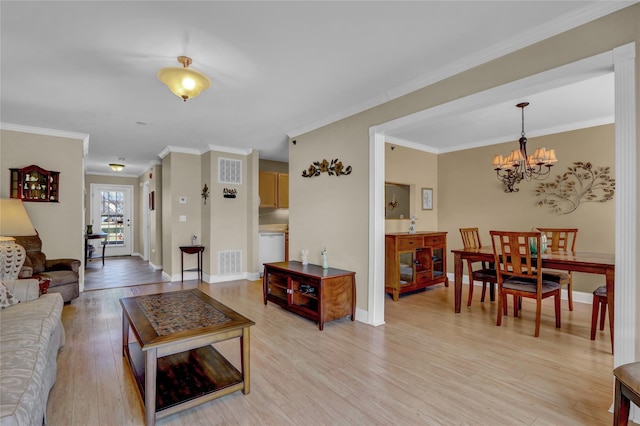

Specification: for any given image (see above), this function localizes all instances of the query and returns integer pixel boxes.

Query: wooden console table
[179,245,205,282]
[263,261,356,330]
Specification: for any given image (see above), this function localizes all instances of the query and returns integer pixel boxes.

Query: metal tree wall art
[535,161,615,214]
[302,158,352,178]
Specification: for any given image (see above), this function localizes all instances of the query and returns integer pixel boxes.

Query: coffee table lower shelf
[125,342,244,419]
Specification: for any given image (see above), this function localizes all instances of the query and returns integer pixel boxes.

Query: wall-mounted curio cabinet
[10,164,60,202]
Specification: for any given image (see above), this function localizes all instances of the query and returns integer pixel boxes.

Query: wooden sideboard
[385,231,448,301]
[262,261,355,330]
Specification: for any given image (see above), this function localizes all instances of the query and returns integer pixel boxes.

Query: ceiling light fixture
[109,163,125,172]
[157,56,211,102]
[491,102,558,193]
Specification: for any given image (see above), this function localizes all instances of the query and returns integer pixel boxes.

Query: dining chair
[591,285,607,340]
[614,362,640,426]
[459,228,497,306]
[536,228,578,311]
[490,230,561,337]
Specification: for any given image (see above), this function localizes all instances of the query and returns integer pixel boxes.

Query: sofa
[13,233,80,302]
[0,278,65,425]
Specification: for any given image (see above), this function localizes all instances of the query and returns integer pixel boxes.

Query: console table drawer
[416,271,432,284]
[397,237,423,251]
[424,235,445,246]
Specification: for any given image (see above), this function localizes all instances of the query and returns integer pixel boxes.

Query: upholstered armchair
[12,233,80,302]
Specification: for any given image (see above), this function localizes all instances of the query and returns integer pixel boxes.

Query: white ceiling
[0,1,631,176]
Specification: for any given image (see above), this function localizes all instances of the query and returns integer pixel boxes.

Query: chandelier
[157,56,211,102]
[491,102,557,193]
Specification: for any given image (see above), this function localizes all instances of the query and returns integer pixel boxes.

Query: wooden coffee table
[120,289,255,426]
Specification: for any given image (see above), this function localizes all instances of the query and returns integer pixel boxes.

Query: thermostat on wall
[179,196,187,204]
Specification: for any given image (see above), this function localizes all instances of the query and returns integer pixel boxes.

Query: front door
[90,184,133,257]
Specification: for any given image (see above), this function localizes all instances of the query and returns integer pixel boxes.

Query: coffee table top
[120,289,254,350]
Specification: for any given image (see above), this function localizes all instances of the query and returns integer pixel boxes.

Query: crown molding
[206,144,253,156]
[385,136,439,154]
[1,122,90,156]
[158,145,201,159]
[158,144,253,160]
[287,2,632,139]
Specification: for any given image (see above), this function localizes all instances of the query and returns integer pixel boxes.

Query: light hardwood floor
[84,256,167,290]
[49,274,615,425]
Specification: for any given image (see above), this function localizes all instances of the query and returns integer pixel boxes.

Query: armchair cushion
[22,251,46,275]
[12,233,80,303]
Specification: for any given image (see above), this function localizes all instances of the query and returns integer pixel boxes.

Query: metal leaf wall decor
[535,161,615,214]
[302,158,352,178]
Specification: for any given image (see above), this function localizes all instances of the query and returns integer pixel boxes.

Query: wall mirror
[385,182,410,219]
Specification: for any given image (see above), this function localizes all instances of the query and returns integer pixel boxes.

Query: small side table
[85,233,108,267]
[179,245,205,282]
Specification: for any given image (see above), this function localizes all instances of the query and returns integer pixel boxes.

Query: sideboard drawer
[416,271,432,284]
[397,236,423,251]
[424,235,445,246]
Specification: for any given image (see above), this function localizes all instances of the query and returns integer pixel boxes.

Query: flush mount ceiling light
[109,163,125,172]
[491,102,558,193]
[157,56,211,102]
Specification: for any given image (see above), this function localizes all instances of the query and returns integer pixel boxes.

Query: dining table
[451,246,615,351]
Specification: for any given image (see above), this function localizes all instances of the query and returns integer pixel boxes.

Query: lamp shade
[157,56,211,101]
[0,198,36,240]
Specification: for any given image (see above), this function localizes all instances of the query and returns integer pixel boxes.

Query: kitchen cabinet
[385,231,448,301]
[259,171,288,208]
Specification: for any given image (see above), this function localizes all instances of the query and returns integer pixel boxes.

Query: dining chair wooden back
[490,230,561,337]
[537,228,578,252]
[459,228,497,306]
[536,228,578,311]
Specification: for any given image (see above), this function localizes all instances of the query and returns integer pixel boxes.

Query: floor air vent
[219,250,242,275]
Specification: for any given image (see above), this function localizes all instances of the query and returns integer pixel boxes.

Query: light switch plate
[179,215,186,222]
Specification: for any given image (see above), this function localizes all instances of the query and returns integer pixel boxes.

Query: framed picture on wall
[422,188,433,210]
[149,191,155,211]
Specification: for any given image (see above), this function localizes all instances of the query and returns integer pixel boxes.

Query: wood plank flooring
[49,260,616,425]
[84,256,167,290]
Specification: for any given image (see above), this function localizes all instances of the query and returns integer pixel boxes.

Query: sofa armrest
[2,279,40,302]
[45,258,81,273]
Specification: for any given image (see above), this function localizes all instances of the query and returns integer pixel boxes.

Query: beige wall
[289,115,370,303]
[290,5,639,316]
[260,159,288,173]
[162,149,259,280]
[204,150,259,278]
[385,143,438,233]
[439,124,614,292]
[0,129,85,284]
[161,152,202,278]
